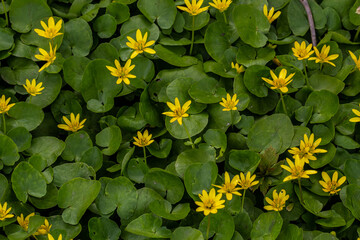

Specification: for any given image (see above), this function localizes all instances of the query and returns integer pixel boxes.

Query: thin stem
[190,15,195,55]
[230,110,234,129]
[205,214,211,240]
[280,92,288,115]
[320,63,323,71]
[29,95,32,104]
[298,178,304,203]
[223,12,228,24]
[355,26,360,41]
[302,60,311,89]
[143,147,147,165]
[1,0,8,27]
[182,121,195,149]
[241,189,246,212]
[2,113,6,134]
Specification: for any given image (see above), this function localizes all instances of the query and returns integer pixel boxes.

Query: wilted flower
[177,0,209,16]
[264,189,289,211]
[23,79,44,96]
[319,171,346,195]
[162,97,191,125]
[133,130,154,147]
[195,188,225,216]
[308,45,339,67]
[263,5,281,24]
[262,69,295,93]
[288,133,327,163]
[126,29,156,59]
[0,95,15,114]
[213,172,242,200]
[292,41,314,60]
[57,113,86,132]
[281,155,317,182]
[34,17,63,40]
[17,213,35,231]
[219,93,239,111]
[106,59,136,85]
[0,202,14,221]
[209,0,232,12]
[34,43,57,72]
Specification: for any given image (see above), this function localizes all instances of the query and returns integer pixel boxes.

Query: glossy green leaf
[149,199,190,220]
[88,217,121,240]
[0,135,20,166]
[95,126,122,155]
[7,102,44,131]
[125,213,172,238]
[251,212,283,240]
[27,136,65,166]
[137,0,177,29]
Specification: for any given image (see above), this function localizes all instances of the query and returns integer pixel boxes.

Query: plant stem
[298,178,304,203]
[182,121,195,149]
[29,96,32,104]
[2,113,6,134]
[143,146,147,165]
[190,15,195,55]
[302,60,311,89]
[355,26,360,42]
[206,214,211,240]
[223,12,228,24]
[1,0,8,27]
[241,189,246,212]
[280,92,288,115]
[230,110,234,129]
[319,63,323,71]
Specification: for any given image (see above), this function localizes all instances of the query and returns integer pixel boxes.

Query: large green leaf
[0,135,19,166]
[7,102,44,131]
[137,0,177,29]
[88,217,121,240]
[251,212,283,240]
[305,90,339,124]
[125,213,172,238]
[27,137,65,166]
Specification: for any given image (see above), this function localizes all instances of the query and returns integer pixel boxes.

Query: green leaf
[305,90,339,124]
[309,73,344,94]
[251,212,283,240]
[189,77,227,104]
[244,65,270,97]
[125,213,172,238]
[93,14,117,39]
[80,147,103,172]
[165,113,208,139]
[117,105,147,131]
[149,200,190,220]
[63,56,91,92]
[247,114,294,154]
[11,161,47,202]
[0,28,14,51]
[309,143,336,169]
[344,158,360,184]
[53,162,95,187]
[29,183,58,209]
[62,131,93,161]
[277,224,303,240]
[7,127,32,152]
[154,44,199,67]
[203,129,227,151]
[288,0,309,36]
[58,178,101,225]
[62,18,93,56]
[90,43,119,62]
[137,0,177,29]
[237,45,275,67]
[27,137,66,166]
[147,139,172,159]
[199,211,235,240]
[183,12,209,31]
[106,2,130,24]
[229,150,261,174]
[171,227,204,240]
[233,4,270,48]
[88,217,121,240]
[144,168,184,204]
[340,184,360,220]
[7,102,44,131]
[9,0,52,33]
[0,135,20,166]
[95,126,122,155]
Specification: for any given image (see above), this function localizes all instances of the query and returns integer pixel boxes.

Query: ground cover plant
[1,0,360,239]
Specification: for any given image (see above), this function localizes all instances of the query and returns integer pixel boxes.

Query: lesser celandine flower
[34,17,63,40]
[23,79,44,96]
[262,69,295,93]
[348,50,360,71]
[288,133,327,163]
[308,45,339,67]
[195,188,225,216]
[238,172,259,190]
[319,171,346,195]
[34,219,52,236]
[126,29,156,59]
[0,202,14,221]
[231,62,245,74]
[350,104,360,122]
[162,97,191,126]
[133,130,154,147]
[263,5,281,24]
[292,41,314,60]
[281,155,317,182]
[219,93,239,111]
[177,0,209,16]
[48,234,62,240]
[213,172,241,200]
[57,113,86,132]
[209,0,232,12]
[264,189,289,211]
[106,59,135,85]
[0,95,15,114]
[17,213,35,231]
[35,43,57,72]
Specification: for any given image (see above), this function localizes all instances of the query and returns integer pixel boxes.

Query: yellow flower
[238,172,259,190]
[195,188,225,216]
[213,172,242,200]
[281,155,317,182]
[263,5,281,24]
[48,234,62,240]
[209,0,232,12]
[177,0,209,16]
[264,189,289,211]
[57,113,86,132]
[292,41,314,60]
[219,93,239,111]
[288,133,327,163]
[319,171,346,195]
[34,43,57,72]
[33,219,52,235]
[17,213,35,231]
[0,95,15,114]
[0,202,14,221]
[350,104,360,122]
[34,17,63,40]
[106,59,136,85]
[308,45,339,67]
[162,97,191,125]
[262,69,295,93]
[126,29,156,59]
[231,62,245,74]
[23,79,44,96]
[348,50,360,71]
[133,130,154,147]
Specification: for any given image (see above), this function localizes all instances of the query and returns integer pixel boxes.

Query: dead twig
[299,0,317,46]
